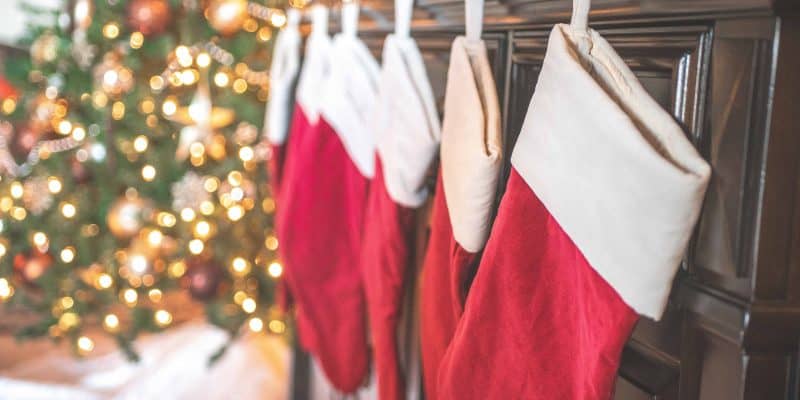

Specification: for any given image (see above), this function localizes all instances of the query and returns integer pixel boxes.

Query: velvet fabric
[359,156,418,400]
[437,169,639,399]
[419,170,481,400]
[275,105,370,393]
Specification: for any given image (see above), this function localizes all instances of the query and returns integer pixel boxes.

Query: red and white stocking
[437,24,711,399]
[360,25,441,399]
[277,4,380,393]
[419,30,503,400]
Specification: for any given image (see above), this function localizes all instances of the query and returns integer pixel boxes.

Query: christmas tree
[0,0,291,360]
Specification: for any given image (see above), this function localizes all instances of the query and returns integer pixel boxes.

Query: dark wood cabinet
[292,1,800,398]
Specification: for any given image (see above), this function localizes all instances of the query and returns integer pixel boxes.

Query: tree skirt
[0,322,289,400]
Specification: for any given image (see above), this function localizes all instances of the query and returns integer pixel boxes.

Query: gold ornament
[205,0,249,36]
[107,196,151,238]
[93,52,134,97]
[171,69,234,160]
[127,0,172,36]
[30,32,59,65]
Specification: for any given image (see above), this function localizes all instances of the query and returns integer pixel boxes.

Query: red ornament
[185,258,224,300]
[71,158,92,184]
[13,250,53,286]
[127,0,172,36]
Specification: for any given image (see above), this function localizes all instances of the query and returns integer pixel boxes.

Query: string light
[231,257,251,276]
[77,336,94,354]
[196,52,211,68]
[58,202,76,218]
[157,212,177,227]
[214,72,230,87]
[239,146,254,162]
[150,75,165,91]
[248,317,264,332]
[264,235,279,251]
[227,205,244,221]
[60,247,76,263]
[0,242,6,258]
[47,176,62,194]
[57,120,73,135]
[96,273,113,289]
[194,221,211,238]
[130,32,144,49]
[241,298,256,313]
[181,208,196,222]
[112,101,125,120]
[103,314,120,332]
[0,278,13,301]
[162,98,177,115]
[267,261,283,278]
[133,135,149,152]
[268,319,286,334]
[32,231,49,248]
[141,165,156,181]
[147,229,163,247]
[188,239,204,255]
[154,309,173,327]
[175,46,193,68]
[10,182,23,199]
[102,22,120,39]
[122,288,138,306]
[148,288,163,302]
[72,126,86,141]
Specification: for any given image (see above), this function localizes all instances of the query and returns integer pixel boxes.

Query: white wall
[0,0,62,45]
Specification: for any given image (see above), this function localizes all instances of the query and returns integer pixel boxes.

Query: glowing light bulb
[61,202,76,218]
[77,336,95,354]
[10,181,23,199]
[147,229,163,247]
[32,231,49,247]
[231,257,251,276]
[0,278,14,301]
[47,177,63,194]
[122,288,138,306]
[241,298,256,313]
[249,317,264,332]
[141,165,156,181]
[96,273,113,289]
[188,239,204,255]
[133,135,149,152]
[104,314,120,332]
[60,247,76,263]
[267,261,283,278]
[154,309,173,327]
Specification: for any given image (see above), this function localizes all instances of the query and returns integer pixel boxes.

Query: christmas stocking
[263,8,301,198]
[437,22,711,399]
[419,11,503,399]
[274,5,331,349]
[360,15,441,399]
[263,9,301,312]
[277,3,380,393]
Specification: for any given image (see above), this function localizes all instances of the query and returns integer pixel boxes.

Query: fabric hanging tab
[311,4,329,37]
[341,2,359,37]
[464,0,484,43]
[395,0,414,38]
[570,0,590,32]
[287,7,301,29]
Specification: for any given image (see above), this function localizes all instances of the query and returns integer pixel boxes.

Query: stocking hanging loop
[395,0,413,38]
[286,8,301,29]
[341,2,359,37]
[570,0,590,33]
[311,4,329,37]
[465,0,484,43]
